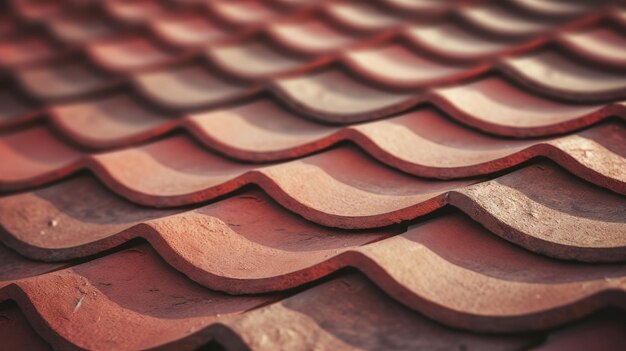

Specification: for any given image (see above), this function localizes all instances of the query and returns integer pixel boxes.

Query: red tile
[205,40,316,80]
[38,97,626,195]
[165,274,544,350]
[458,3,559,39]
[272,68,417,122]
[268,18,364,55]
[558,25,626,70]
[500,50,626,102]
[0,242,65,287]
[45,12,119,44]
[86,35,179,73]
[1,1,625,348]
[0,303,52,351]
[323,1,405,33]
[149,13,231,48]
[133,63,259,110]
[2,155,624,263]
[0,36,58,68]
[404,21,524,62]
[208,0,285,28]
[0,245,278,350]
[103,0,172,23]
[343,43,485,89]
[431,77,626,136]
[533,311,626,351]
[14,58,119,101]
[508,0,605,19]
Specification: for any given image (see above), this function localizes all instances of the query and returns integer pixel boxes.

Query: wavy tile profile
[2,120,625,196]
[1,7,624,126]
[2,216,626,337]
[0,242,548,350]
[7,43,626,118]
[34,95,626,192]
[0,244,278,351]
[2,158,625,263]
[2,0,626,348]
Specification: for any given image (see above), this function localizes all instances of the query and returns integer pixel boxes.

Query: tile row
[4,11,625,100]
[1,3,624,129]
[2,67,626,140]
[10,0,599,33]
[3,99,626,188]
[4,0,467,52]
[3,239,625,350]
[1,143,624,264]
[4,1,622,73]
[0,211,625,340]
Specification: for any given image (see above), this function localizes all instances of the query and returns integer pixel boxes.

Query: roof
[1,0,625,350]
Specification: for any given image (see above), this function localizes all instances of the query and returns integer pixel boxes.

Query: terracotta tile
[165,275,544,350]
[4,211,624,335]
[380,0,459,16]
[450,163,626,262]
[2,8,619,125]
[343,43,485,89]
[0,88,38,128]
[0,243,65,287]
[508,0,604,19]
[0,36,58,68]
[0,245,277,350]
[208,0,284,28]
[268,19,362,55]
[272,69,417,122]
[205,40,314,80]
[0,127,81,188]
[348,214,626,332]
[558,25,626,70]
[0,14,18,38]
[458,3,558,39]
[0,176,180,260]
[45,12,119,44]
[0,303,52,351]
[404,22,521,62]
[1,137,624,262]
[10,0,65,21]
[500,50,626,102]
[0,128,479,220]
[14,59,118,101]
[0,178,395,287]
[324,1,405,33]
[532,311,626,351]
[114,142,471,217]
[49,91,172,147]
[103,0,172,23]
[15,73,624,145]
[431,77,626,136]
[86,35,178,73]
[1,2,625,347]
[42,95,625,191]
[133,63,259,110]
[149,13,231,48]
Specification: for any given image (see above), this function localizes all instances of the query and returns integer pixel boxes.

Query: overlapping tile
[9,98,614,198]
[0,303,52,351]
[2,213,625,336]
[0,244,279,350]
[531,311,626,351]
[0,239,548,350]
[4,114,625,194]
[2,0,626,348]
[159,274,545,351]
[2,157,624,263]
[1,1,622,113]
